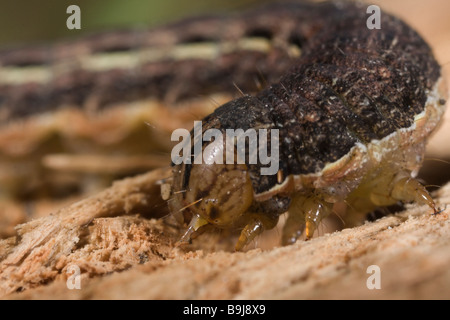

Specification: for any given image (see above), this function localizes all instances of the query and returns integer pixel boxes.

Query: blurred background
[0,0,274,48]
[0,0,448,72]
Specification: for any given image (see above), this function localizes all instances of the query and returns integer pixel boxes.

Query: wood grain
[1,173,449,299]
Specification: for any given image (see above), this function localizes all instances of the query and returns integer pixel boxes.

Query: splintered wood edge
[0,167,174,296]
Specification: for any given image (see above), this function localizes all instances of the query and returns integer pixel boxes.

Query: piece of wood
[0,168,172,296]
[1,177,449,299]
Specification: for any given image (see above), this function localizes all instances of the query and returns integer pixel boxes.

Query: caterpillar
[163,1,447,250]
[0,1,446,250]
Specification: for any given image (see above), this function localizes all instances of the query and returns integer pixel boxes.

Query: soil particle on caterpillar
[164,1,448,251]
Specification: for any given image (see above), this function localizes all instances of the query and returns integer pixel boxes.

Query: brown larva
[164,1,447,251]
